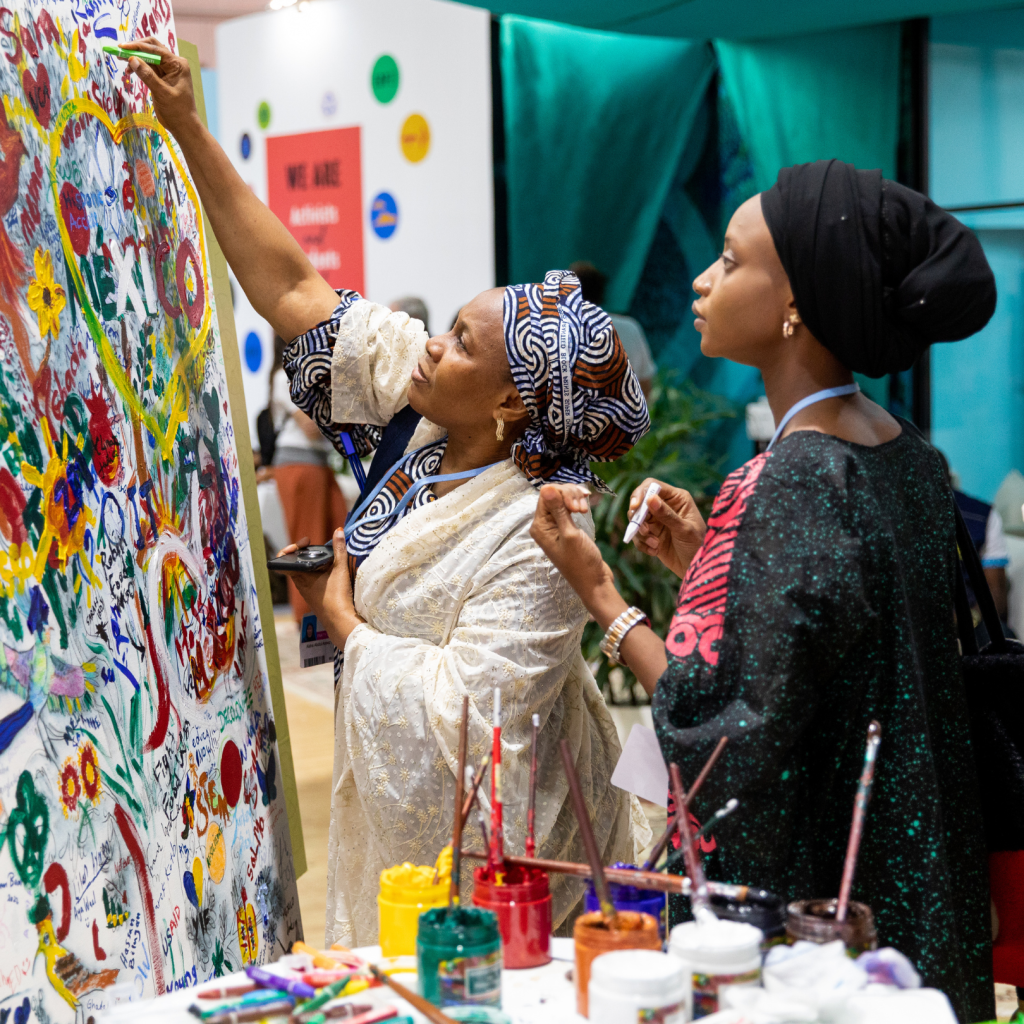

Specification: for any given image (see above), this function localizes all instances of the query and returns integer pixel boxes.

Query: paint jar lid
[473,864,550,904]
[589,949,686,998]
[711,887,786,937]
[669,919,763,968]
[417,905,500,952]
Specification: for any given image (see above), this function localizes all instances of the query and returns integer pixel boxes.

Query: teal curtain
[502,17,715,310]
[715,24,901,193]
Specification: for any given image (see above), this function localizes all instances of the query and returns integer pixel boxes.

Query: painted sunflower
[59,757,81,819]
[26,246,66,340]
[79,741,101,805]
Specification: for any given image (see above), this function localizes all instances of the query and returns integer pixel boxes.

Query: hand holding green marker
[102,44,162,66]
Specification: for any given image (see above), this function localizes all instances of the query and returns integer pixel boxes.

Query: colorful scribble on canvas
[0,2,301,1019]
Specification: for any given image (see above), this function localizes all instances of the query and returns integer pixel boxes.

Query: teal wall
[930,11,1024,501]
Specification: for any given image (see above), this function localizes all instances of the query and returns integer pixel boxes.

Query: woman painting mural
[128,45,652,944]
[530,162,997,1021]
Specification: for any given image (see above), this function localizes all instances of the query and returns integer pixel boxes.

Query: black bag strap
[952,493,1008,654]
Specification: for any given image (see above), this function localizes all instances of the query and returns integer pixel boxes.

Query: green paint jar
[416,905,502,1009]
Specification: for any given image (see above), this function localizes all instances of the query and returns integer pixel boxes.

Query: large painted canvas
[0,4,302,1018]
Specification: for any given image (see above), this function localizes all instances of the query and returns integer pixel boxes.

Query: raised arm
[124,39,339,340]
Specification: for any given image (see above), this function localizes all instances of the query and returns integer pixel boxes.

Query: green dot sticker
[371,55,399,104]
[257,101,271,130]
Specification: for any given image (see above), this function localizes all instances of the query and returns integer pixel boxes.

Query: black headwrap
[760,159,997,378]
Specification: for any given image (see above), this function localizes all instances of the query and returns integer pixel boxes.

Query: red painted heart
[22,64,51,130]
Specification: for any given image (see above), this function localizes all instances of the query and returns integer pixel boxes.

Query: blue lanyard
[339,431,366,490]
[765,383,861,451]
[343,442,501,541]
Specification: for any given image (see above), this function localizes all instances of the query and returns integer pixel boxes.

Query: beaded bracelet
[599,606,651,666]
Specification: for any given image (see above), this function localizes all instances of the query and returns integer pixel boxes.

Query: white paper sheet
[611,723,669,806]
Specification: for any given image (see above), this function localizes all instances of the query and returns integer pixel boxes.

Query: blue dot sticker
[244,331,262,372]
[240,133,252,160]
[370,192,398,239]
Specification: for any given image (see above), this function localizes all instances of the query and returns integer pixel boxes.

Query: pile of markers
[188,942,411,1024]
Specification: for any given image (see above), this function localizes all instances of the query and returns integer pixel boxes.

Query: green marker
[102,45,162,66]
[295,976,351,1017]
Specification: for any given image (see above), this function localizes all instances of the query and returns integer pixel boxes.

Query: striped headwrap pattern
[503,270,649,490]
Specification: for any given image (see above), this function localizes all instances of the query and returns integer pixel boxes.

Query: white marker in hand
[623,482,661,545]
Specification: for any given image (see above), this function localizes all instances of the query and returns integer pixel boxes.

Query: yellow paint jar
[378,846,452,957]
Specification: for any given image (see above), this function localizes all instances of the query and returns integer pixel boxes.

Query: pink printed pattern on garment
[666,453,770,666]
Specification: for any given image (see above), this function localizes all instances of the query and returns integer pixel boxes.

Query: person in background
[936,449,1010,624]
[570,261,656,396]
[269,335,348,621]
[389,295,430,336]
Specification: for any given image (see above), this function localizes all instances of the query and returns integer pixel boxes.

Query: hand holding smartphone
[266,545,334,573]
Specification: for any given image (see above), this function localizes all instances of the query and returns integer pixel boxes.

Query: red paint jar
[472,863,552,969]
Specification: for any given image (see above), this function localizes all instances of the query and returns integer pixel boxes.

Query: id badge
[299,614,334,668]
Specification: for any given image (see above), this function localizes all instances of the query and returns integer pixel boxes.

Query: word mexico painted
[0,2,301,1018]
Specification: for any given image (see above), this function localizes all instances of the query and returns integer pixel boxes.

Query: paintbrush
[641,736,729,871]
[691,798,739,847]
[560,738,618,927]
[367,964,458,1024]
[670,763,714,921]
[526,712,540,858]
[449,694,470,909]
[462,849,689,893]
[461,849,755,901]
[489,686,504,878]
[836,720,882,924]
[459,752,491,831]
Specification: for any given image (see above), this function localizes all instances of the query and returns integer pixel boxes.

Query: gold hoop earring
[495,416,504,442]
[782,313,800,338]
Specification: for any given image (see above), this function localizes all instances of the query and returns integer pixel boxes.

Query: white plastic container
[588,949,690,1023]
[669,919,763,1019]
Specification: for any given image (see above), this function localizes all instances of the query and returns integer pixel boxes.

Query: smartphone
[266,545,334,573]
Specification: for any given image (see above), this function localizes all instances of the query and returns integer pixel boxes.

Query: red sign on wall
[266,126,364,293]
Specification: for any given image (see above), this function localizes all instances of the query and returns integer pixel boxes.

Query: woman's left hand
[277,529,365,649]
[530,484,628,629]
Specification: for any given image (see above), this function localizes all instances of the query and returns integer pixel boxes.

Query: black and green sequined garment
[653,422,993,1023]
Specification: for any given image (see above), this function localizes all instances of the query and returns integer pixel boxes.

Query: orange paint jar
[573,910,662,1018]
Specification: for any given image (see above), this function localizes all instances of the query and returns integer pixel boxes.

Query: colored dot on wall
[244,331,262,372]
[240,133,251,159]
[370,192,399,239]
[400,113,430,163]
[257,101,271,129]
[371,54,399,104]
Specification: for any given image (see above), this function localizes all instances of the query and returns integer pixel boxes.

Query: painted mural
[0,1,302,1018]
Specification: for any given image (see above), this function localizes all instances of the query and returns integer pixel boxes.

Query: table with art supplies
[100,697,975,1024]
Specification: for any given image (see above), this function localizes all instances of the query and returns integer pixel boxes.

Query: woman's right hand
[628,478,707,579]
[530,484,627,628]
[123,38,201,138]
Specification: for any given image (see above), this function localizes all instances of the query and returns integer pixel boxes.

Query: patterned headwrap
[503,270,649,491]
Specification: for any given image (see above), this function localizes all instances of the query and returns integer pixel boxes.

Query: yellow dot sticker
[400,114,430,163]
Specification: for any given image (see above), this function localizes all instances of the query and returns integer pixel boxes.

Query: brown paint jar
[573,910,662,1018]
[785,898,878,954]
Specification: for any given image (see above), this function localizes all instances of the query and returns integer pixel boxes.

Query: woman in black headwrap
[529,160,997,1021]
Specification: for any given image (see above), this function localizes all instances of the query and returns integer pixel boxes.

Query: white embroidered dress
[290,296,650,946]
